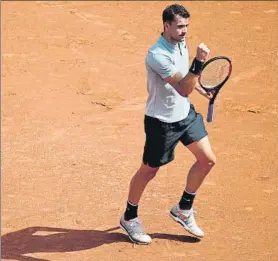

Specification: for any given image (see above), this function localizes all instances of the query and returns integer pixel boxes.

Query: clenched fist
[196,43,210,62]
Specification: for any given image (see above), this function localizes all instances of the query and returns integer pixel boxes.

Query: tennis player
[120,4,216,244]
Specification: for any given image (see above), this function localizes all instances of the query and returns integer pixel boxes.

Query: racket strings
[200,60,230,88]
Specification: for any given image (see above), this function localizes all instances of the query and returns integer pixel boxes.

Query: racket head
[198,56,232,91]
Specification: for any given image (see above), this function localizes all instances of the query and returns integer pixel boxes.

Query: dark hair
[162,4,190,23]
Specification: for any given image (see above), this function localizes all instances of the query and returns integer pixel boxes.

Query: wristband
[189,58,204,75]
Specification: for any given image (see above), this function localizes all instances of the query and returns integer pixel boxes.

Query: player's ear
[164,21,171,30]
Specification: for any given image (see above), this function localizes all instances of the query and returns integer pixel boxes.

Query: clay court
[2,1,278,260]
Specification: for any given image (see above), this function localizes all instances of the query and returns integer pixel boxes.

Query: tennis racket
[198,56,232,122]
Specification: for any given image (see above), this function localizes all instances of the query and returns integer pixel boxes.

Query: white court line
[74,13,92,23]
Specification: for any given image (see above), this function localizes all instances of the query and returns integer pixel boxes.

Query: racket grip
[207,103,214,122]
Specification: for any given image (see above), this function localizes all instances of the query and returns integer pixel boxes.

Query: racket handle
[207,103,214,122]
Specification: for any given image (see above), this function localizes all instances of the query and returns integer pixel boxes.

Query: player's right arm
[164,71,197,97]
[166,43,210,97]
[147,43,210,97]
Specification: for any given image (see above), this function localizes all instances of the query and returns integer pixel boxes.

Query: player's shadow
[2,226,200,261]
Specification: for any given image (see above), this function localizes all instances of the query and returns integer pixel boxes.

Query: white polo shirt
[145,35,190,123]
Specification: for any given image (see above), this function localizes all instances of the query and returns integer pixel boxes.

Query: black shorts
[143,104,208,168]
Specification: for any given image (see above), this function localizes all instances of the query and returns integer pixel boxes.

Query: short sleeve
[146,52,178,79]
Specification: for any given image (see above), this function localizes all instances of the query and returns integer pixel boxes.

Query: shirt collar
[159,33,179,53]
[159,34,187,53]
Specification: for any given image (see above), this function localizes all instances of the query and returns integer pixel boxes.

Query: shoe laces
[186,210,199,227]
[129,218,146,235]
[179,208,198,221]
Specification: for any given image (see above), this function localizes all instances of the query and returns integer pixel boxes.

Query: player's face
[165,15,189,43]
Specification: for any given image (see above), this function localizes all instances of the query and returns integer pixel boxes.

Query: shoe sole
[169,212,204,238]
[119,222,151,245]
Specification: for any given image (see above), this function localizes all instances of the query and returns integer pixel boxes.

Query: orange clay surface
[2,1,278,261]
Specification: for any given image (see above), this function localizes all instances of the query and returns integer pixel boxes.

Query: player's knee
[199,154,216,172]
[140,164,159,181]
[145,168,159,181]
[208,155,216,167]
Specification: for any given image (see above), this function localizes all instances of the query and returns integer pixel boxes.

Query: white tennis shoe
[169,204,204,238]
[120,216,152,244]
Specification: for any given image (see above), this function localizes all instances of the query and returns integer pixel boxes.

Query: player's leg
[126,115,178,207]
[170,105,215,238]
[127,163,159,206]
[185,135,216,193]
[120,116,180,244]
[120,163,159,245]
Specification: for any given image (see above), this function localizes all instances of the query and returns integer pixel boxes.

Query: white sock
[184,189,197,196]
[127,200,138,207]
